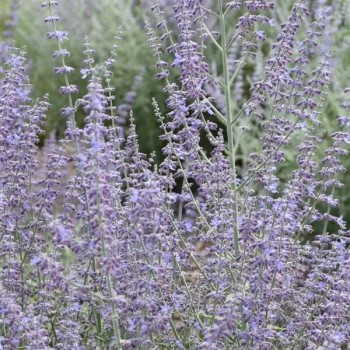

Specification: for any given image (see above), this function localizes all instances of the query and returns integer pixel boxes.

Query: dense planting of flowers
[1,0,350,349]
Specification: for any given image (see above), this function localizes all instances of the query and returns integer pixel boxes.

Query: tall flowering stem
[42,0,80,152]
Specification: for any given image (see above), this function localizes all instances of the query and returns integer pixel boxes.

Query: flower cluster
[1,0,350,349]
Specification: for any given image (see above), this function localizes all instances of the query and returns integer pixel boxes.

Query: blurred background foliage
[0,0,350,228]
[1,0,168,156]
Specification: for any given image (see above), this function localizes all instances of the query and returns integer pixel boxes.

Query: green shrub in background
[12,0,166,155]
[0,2,10,32]
[0,0,11,23]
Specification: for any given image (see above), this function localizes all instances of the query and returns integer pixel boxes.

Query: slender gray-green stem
[218,0,240,258]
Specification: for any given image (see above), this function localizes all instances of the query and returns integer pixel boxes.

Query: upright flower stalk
[42,0,80,151]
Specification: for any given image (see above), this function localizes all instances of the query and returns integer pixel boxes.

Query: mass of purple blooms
[1,0,350,349]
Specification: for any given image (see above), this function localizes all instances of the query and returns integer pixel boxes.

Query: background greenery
[1,0,167,155]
